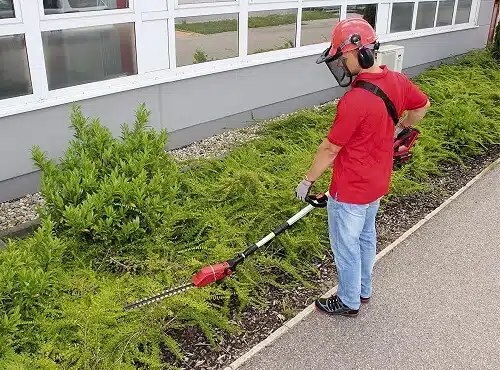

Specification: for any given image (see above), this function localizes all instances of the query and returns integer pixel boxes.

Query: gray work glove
[295,179,313,201]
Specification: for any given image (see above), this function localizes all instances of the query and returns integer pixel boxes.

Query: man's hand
[296,179,313,201]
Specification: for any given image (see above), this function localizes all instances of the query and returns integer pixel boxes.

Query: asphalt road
[238,162,500,370]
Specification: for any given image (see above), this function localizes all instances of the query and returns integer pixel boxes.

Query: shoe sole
[360,298,370,304]
[314,305,359,317]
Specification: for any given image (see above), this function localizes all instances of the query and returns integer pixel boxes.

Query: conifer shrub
[0,50,499,368]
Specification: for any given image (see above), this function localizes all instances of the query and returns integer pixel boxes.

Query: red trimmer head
[394,127,420,165]
[192,262,233,287]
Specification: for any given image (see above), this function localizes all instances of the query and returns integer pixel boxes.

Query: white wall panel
[139,20,170,72]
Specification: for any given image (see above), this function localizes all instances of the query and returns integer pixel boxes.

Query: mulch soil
[163,145,500,370]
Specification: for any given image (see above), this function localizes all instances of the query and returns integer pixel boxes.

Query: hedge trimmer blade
[124,282,195,311]
[123,193,329,311]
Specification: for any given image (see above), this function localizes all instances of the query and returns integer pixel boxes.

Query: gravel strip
[168,122,265,162]
[0,101,338,233]
[0,193,45,232]
[167,99,338,162]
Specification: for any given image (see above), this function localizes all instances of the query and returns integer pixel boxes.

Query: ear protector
[316,31,380,87]
[350,33,379,69]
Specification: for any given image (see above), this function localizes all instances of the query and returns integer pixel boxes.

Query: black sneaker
[315,295,359,317]
[360,296,370,304]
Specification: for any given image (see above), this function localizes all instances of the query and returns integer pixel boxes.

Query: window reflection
[0,0,15,19]
[175,14,239,67]
[43,0,129,15]
[346,4,377,29]
[42,23,137,90]
[301,7,340,46]
[0,34,33,100]
[248,9,297,55]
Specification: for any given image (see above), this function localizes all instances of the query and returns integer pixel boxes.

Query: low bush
[1,50,499,369]
[31,104,179,252]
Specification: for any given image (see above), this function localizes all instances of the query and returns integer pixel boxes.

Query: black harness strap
[353,80,399,125]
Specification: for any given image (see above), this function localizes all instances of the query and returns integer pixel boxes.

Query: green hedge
[1,50,499,369]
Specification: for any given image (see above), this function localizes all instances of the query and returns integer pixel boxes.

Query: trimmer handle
[305,193,328,208]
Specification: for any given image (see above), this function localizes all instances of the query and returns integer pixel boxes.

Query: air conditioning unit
[375,44,404,73]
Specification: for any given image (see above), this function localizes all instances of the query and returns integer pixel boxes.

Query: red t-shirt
[327,65,428,204]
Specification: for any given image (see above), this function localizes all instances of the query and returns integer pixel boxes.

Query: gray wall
[0,0,494,202]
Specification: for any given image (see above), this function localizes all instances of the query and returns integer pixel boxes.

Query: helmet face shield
[316,45,340,64]
[325,55,353,87]
[316,18,379,87]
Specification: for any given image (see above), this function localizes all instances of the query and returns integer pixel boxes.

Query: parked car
[43,0,109,14]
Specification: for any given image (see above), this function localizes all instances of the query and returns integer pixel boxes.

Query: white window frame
[0,0,481,118]
[0,22,23,35]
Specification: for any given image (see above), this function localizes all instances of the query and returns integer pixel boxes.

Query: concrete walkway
[238,162,500,370]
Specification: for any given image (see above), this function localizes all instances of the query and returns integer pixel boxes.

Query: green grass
[1,50,499,369]
[175,10,338,35]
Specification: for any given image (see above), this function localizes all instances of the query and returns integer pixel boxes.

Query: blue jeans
[327,195,381,310]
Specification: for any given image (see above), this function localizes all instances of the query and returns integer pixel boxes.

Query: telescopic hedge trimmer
[124,193,329,310]
[124,128,420,311]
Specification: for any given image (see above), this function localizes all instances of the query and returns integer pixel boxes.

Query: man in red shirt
[296,18,430,316]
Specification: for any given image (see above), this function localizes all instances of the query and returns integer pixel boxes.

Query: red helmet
[316,17,379,87]
[317,18,378,63]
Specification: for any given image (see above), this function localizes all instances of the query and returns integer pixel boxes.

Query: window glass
[0,0,15,19]
[0,34,33,100]
[436,0,454,26]
[43,0,129,15]
[175,14,239,67]
[416,1,437,29]
[346,4,377,30]
[390,2,415,33]
[455,0,472,23]
[42,23,137,90]
[248,9,297,55]
[300,7,340,46]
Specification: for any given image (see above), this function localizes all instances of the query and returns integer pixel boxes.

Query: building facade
[0,0,496,202]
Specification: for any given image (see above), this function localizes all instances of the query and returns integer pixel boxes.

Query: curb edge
[0,218,41,242]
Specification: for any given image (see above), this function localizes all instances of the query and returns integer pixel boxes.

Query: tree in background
[491,22,500,60]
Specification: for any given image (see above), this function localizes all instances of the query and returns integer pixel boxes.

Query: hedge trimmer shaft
[123,192,329,311]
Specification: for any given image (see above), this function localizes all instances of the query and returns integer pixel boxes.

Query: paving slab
[238,163,500,370]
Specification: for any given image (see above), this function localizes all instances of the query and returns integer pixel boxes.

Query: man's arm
[398,99,430,129]
[296,93,358,201]
[305,138,342,182]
